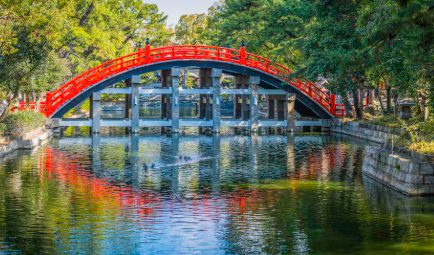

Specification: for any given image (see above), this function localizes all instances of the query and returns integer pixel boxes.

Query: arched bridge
[39,45,343,119]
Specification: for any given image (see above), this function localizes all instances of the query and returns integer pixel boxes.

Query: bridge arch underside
[52,60,332,119]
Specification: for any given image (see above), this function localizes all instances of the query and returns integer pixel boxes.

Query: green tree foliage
[205,0,311,68]
[175,14,209,44]
[0,0,68,118]
[201,0,432,120]
[57,0,172,73]
[0,0,171,119]
[358,0,433,119]
[302,0,369,118]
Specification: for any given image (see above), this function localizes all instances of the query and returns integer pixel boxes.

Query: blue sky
[143,0,217,26]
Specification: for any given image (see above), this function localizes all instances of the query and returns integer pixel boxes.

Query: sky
[143,0,217,26]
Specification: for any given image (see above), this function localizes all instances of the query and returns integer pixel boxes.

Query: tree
[56,0,172,74]
[0,0,67,119]
[301,0,368,119]
[0,0,172,119]
[175,14,209,44]
[358,0,433,120]
[205,0,311,68]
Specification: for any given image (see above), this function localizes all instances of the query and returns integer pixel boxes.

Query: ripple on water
[0,134,434,254]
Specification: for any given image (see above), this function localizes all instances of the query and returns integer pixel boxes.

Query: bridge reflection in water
[2,134,428,254]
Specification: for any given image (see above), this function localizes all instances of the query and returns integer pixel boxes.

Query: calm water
[1,134,434,254]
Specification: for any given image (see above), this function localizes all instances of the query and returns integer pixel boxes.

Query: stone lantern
[398,100,415,119]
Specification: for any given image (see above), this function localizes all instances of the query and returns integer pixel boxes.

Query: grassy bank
[1,111,46,138]
[346,113,434,154]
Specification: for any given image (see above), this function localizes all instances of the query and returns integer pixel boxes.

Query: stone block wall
[331,122,402,144]
[0,129,52,158]
[363,146,434,195]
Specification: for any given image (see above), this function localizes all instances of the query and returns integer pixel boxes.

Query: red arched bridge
[14,45,344,119]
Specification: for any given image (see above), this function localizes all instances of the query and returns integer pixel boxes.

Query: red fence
[11,45,344,117]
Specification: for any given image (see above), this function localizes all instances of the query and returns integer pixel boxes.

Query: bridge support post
[91,91,101,133]
[241,77,249,121]
[274,98,279,122]
[161,70,171,133]
[286,94,296,134]
[125,78,132,119]
[266,96,275,134]
[131,75,140,133]
[199,69,212,134]
[267,96,275,119]
[124,78,132,134]
[234,76,248,120]
[171,68,180,133]
[212,69,222,133]
[249,76,260,133]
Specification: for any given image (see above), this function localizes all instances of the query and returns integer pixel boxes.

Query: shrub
[361,113,404,128]
[409,141,434,154]
[358,113,434,154]
[2,111,46,137]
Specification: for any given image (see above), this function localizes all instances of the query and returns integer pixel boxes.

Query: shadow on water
[1,133,434,254]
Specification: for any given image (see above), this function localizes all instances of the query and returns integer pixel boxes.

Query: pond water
[1,134,434,254]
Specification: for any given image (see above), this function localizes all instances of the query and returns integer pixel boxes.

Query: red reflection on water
[40,147,159,218]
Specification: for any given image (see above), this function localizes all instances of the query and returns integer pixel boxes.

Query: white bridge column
[91,91,101,133]
[212,69,222,133]
[241,77,249,121]
[131,75,140,133]
[171,67,180,133]
[249,76,260,133]
[286,94,296,133]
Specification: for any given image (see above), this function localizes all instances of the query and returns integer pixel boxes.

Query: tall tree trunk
[415,95,423,114]
[35,91,44,112]
[353,89,364,120]
[343,94,353,118]
[422,95,429,121]
[368,89,374,106]
[0,89,19,121]
[79,2,95,27]
[377,87,385,113]
[386,86,392,113]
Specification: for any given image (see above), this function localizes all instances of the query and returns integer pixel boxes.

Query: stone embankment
[331,121,401,144]
[363,146,434,195]
[0,127,52,158]
[332,121,434,195]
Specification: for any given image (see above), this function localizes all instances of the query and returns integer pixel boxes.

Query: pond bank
[332,121,434,195]
[0,127,52,158]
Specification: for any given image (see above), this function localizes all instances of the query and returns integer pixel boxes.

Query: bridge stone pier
[57,67,330,134]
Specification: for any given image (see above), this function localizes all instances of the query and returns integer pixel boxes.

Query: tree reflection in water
[0,134,434,254]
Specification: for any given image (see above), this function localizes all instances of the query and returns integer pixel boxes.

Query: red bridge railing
[12,45,344,117]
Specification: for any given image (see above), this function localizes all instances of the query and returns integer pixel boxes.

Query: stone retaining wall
[331,121,402,144]
[363,146,434,195]
[333,121,434,195]
[0,129,52,158]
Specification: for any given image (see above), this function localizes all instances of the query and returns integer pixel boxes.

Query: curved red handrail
[35,45,341,117]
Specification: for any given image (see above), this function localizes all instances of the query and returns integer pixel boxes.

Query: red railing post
[145,38,151,64]
[239,41,246,65]
[330,94,336,116]
[308,82,313,96]
[45,92,52,116]
[225,46,230,60]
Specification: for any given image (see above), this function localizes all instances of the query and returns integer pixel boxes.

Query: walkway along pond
[1,133,434,254]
